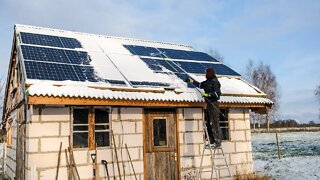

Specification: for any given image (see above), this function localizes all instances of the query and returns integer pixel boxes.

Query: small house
[1,24,272,180]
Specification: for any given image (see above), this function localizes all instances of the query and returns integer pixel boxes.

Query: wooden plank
[175,109,181,180]
[55,142,62,180]
[28,95,206,107]
[88,107,95,150]
[28,95,272,108]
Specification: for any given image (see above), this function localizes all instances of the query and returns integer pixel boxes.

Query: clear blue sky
[0,0,319,123]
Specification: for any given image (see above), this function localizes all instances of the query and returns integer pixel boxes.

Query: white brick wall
[39,167,68,180]
[26,138,39,153]
[120,108,142,120]
[234,120,246,130]
[183,108,203,120]
[40,137,69,152]
[27,123,60,137]
[184,132,203,144]
[180,120,199,132]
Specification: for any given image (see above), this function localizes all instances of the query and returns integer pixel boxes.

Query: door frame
[143,108,181,180]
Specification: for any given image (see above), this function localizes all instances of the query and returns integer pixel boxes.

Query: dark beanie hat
[206,67,216,79]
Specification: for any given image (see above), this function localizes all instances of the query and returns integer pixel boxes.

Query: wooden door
[144,110,179,180]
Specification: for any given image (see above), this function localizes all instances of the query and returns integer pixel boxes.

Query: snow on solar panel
[130,81,170,87]
[20,32,82,49]
[21,45,91,65]
[123,45,162,57]
[123,45,218,62]
[140,58,184,73]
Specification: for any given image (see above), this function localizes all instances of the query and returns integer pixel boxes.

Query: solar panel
[106,79,127,85]
[24,61,80,81]
[201,63,241,76]
[123,45,162,57]
[173,61,206,74]
[174,73,195,88]
[21,45,91,65]
[141,58,183,73]
[130,81,170,87]
[174,61,240,76]
[20,32,82,49]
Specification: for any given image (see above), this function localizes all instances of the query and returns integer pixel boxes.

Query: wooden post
[266,108,270,133]
[125,144,138,180]
[275,131,281,159]
[112,132,122,180]
[55,142,62,180]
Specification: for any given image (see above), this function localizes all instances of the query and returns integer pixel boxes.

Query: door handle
[170,153,177,161]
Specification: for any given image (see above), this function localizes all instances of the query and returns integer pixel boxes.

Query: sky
[0,0,319,123]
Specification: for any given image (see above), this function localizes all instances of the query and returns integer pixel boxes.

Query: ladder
[198,114,232,180]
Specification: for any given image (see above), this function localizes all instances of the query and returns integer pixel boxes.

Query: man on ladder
[185,67,222,147]
[186,67,232,180]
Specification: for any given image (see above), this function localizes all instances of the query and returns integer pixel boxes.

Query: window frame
[219,108,231,141]
[148,114,170,152]
[71,106,111,150]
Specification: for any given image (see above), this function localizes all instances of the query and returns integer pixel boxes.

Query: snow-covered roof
[15,24,272,105]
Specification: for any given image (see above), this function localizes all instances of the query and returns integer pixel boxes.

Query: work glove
[202,93,209,97]
[184,78,194,83]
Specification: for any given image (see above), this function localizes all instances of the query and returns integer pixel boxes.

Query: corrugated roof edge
[14,24,193,49]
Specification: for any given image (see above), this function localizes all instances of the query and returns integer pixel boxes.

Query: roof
[14,24,272,106]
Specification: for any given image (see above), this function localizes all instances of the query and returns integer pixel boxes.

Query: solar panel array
[124,44,241,86]
[20,32,126,85]
[20,32,82,49]
[19,31,241,89]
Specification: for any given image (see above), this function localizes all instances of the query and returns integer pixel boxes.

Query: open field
[252,132,320,180]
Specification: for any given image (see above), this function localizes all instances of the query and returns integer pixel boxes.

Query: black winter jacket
[193,78,221,102]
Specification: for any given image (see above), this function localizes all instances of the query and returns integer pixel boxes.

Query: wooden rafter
[28,95,271,108]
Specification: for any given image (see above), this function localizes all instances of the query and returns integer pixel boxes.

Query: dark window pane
[95,109,109,123]
[221,128,229,140]
[73,125,88,131]
[219,108,229,140]
[95,132,110,146]
[73,132,88,148]
[153,119,167,146]
[95,125,109,130]
[73,109,89,124]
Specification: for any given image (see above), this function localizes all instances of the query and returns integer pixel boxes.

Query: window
[73,109,89,148]
[219,108,230,140]
[94,109,110,147]
[72,107,110,149]
[152,118,167,146]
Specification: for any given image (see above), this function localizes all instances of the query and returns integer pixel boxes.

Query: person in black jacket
[185,67,222,147]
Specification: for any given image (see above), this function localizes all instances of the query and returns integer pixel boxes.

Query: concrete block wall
[25,106,71,180]
[23,106,144,180]
[110,107,144,180]
[178,108,253,179]
[6,117,18,180]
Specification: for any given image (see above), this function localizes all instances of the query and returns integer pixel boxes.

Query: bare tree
[206,48,224,62]
[245,60,280,130]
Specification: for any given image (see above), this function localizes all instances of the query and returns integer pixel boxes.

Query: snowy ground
[252,132,320,180]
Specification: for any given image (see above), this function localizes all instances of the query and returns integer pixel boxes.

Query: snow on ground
[252,132,320,180]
